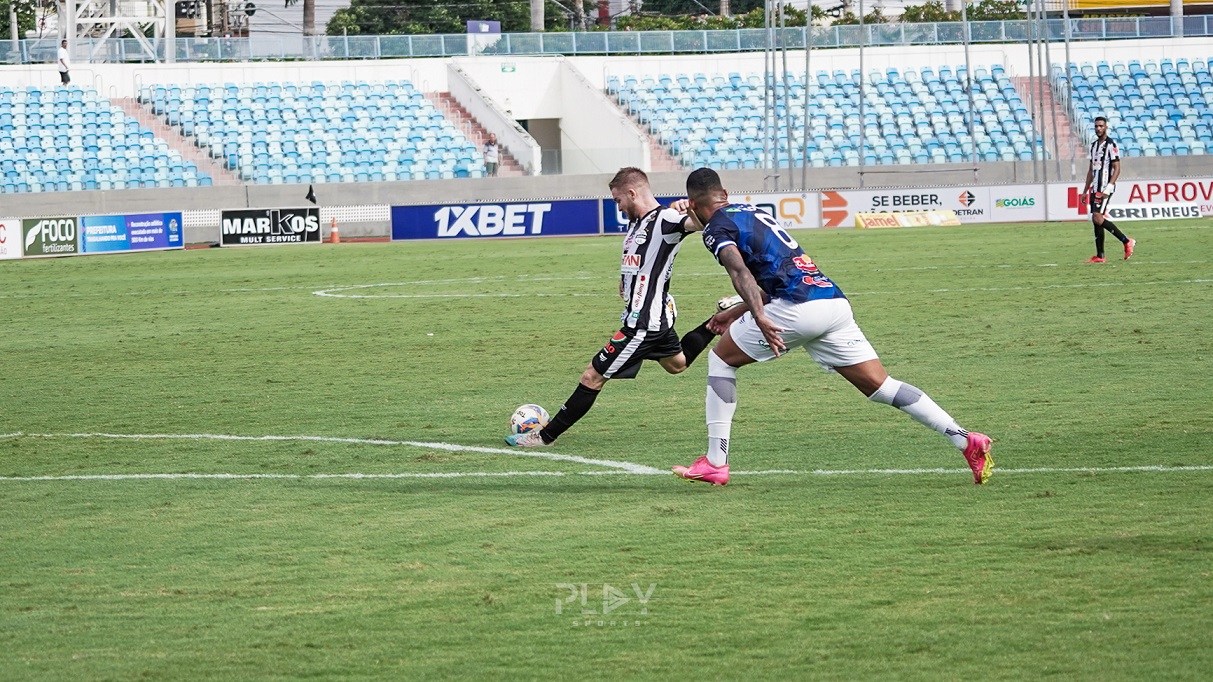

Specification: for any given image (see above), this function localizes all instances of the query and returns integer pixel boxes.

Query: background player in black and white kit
[1082,116,1135,263]
[506,167,718,447]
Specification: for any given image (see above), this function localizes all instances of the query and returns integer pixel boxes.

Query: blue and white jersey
[702,203,845,304]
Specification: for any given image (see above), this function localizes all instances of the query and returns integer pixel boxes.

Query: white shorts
[730,297,879,370]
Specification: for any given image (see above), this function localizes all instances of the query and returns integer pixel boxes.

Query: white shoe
[505,431,548,447]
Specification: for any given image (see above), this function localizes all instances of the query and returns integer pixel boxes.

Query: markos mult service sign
[220,208,321,246]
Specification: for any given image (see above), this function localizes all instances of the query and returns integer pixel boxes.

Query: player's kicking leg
[837,359,993,485]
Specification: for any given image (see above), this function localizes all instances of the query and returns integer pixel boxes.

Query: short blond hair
[609,167,649,192]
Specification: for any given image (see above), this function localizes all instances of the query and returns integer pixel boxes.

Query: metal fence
[2,15,1210,65]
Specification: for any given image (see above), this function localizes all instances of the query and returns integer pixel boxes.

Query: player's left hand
[707,305,746,334]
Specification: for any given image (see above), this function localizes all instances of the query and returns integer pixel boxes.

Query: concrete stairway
[1014,76,1088,163]
[110,97,242,186]
[426,92,526,176]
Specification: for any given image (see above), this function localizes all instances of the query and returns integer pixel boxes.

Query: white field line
[2,465,1212,483]
[0,432,1210,482]
[0,432,664,475]
[0,269,1208,301]
[311,276,1213,299]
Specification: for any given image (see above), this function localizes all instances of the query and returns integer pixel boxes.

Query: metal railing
[2,15,1210,64]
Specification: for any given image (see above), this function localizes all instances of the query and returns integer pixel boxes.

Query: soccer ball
[509,404,550,435]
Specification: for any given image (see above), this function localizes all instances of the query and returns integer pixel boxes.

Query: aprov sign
[391,200,600,240]
[0,218,22,259]
[1048,178,1213,220]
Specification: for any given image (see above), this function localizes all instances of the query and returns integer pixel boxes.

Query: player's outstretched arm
[669,199,705,232]
[718,246,786,356]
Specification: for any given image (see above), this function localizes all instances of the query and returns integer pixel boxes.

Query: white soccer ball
[509,404,550,435]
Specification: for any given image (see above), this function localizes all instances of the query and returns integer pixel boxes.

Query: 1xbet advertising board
[221,208,321,246]
[80,213,184,253]
[392,200,600,240]
[602,197,682,233]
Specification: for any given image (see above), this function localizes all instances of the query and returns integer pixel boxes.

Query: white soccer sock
[705,351,738,467]
[869,376,969,450]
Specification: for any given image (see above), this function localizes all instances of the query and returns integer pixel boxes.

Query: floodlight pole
[781,3,794,188]
[1063,0,1076,181]
[962,0,977,183]
[801,0,812,190]
[763,0,778,190]
[1026,0,1038,182]
[857,0,865,188]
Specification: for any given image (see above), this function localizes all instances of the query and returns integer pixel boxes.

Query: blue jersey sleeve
[702,211,740,261]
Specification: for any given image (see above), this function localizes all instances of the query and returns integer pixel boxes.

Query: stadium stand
[138,81,490,184]
[0,86,212,194]
[1057,57,1211,157]
[606,65,1047,168]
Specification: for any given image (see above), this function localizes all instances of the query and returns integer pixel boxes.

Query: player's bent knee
[579,367,608,390]
[658,354,688,375]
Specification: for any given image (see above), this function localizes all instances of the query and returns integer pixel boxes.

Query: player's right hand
[754,314,787,357]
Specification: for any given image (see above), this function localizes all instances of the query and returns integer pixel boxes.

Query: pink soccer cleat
[963,432,994,485]
[672,456,730,486]
[1124,238,1136,260]
[1086,256,1106,264]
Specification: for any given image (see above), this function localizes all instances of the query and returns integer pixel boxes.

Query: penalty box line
[0,431,664,475]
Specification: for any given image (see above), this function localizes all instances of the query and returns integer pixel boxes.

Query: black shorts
[60,70,70,85]
[1089,189,1113,214]
[591,327,682,380]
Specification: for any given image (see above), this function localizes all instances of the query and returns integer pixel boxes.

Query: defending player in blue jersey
[670,168,993,487]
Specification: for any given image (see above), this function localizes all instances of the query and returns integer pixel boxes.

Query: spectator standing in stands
[1082,116,1135,263]
[484,133,500,176]
[57,40,71,86]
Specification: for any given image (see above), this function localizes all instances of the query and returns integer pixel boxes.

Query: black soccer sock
[1093,221,1106,257]
[1102,219,1129,243]
[679,318,716,368]
[540,383,601,443]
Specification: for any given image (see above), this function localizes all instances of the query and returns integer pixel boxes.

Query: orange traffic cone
[329,216,340,244]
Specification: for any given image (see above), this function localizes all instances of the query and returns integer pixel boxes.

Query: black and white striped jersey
[620,206,691,332]
[1089,135,1120,193]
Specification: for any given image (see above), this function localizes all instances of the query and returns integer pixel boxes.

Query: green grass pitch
[1,218,1211,680]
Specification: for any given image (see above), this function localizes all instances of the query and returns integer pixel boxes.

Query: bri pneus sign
[391,200,600,240]
[221,208,321,246]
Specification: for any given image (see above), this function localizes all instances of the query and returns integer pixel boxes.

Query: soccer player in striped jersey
[1082,116,1135,263]
[506,167,718,447]
[671,168,993,486]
